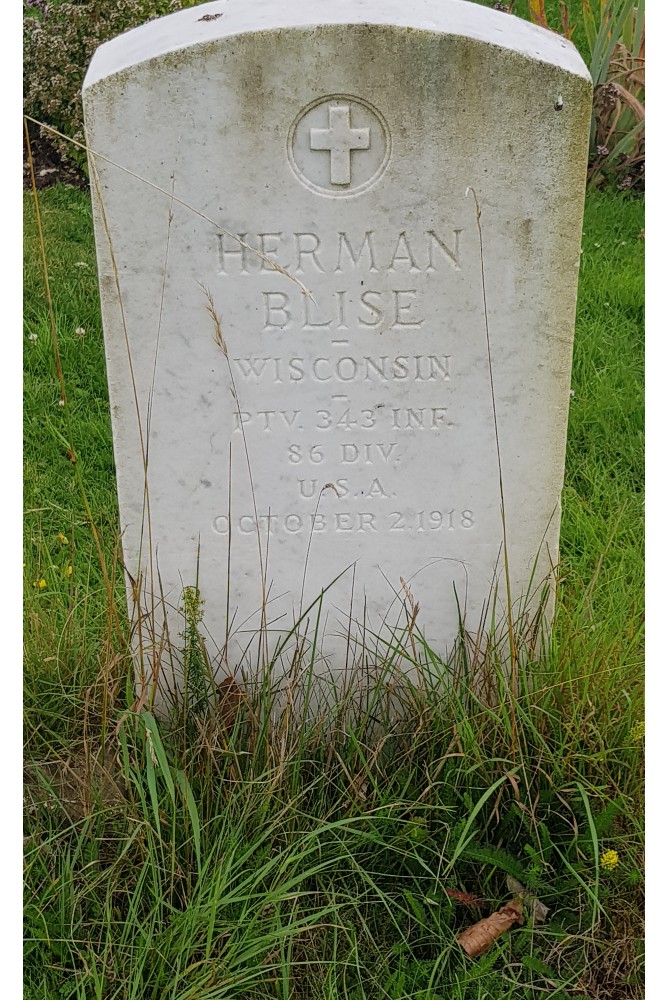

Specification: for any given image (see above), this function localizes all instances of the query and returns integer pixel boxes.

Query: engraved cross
[309,105,370,186]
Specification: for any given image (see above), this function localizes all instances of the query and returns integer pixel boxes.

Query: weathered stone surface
[83,0,591,694]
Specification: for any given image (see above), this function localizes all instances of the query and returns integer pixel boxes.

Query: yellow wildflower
[182,586,205,625]
[66,565,73,578]
[58,532,68,545]
[629,720,644,744]
[600,849,619,872]
[36,579,46,589]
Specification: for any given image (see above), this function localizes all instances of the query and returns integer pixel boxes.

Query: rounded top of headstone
[83,0,590,91]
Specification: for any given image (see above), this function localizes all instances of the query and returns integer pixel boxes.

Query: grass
[23,183,644,998]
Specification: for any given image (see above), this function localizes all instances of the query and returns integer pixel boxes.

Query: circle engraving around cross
[288,95,391,197]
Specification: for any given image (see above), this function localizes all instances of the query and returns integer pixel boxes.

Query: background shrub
[23,0,197,173]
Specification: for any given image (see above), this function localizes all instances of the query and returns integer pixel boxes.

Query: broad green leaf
[176,768,202,872]
[141,710,175,801]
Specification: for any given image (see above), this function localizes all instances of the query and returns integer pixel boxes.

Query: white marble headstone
[83,0,591,694]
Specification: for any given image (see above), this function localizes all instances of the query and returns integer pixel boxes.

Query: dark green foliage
[461,844,528,882]
[24,0,199,172]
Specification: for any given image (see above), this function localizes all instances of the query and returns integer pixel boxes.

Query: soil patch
[24,129,87,190]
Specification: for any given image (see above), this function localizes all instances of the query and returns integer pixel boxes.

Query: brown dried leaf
[531,897,550,924]
[527,0,549,30]
[506,876,550,924]
[457,900,524,958]
[217,676,244,734]
[559,0,576,40]
[444,888,485,907]
[612,83,645,121]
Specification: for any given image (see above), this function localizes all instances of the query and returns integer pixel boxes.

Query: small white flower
[28,333,38,342]
[57,399,65,407]
[75,327,85,336]
[74,261,89,268]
